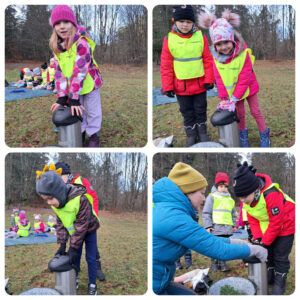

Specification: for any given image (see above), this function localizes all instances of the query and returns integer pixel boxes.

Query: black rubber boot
[184,253,192,269]
[175,259,183,270]
[219,260,229,272]
[267,267,275,284]
[196,123,210,142]
[96,260,106,281]
[211,258,218,272]
[184,126,197,147]
[271,272,287,295]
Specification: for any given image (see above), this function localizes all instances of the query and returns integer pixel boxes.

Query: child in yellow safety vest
[36,164,100,295]
[10,208,20,228]
[202,172,237,272]
[33,214,46,233]
[15,210,31,237]
[49,5,103,147]
[199,9,270,147]
[161,5,215,147]
[233,161,295,295]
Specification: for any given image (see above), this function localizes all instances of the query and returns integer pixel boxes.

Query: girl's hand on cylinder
[71,105,85,116]
[206,227,214,233]
[51,103,61,113]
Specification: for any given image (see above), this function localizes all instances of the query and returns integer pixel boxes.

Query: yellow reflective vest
[42,67,55,84]
[243,183,295,234]
[168,31,205,80]
[17,222,30,237]
[51,193,99,236]
[34,221,42,230]
[214,48,255,100]
[55,36,101,96]
[212,193,235,225]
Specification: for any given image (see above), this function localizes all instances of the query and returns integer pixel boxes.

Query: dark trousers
[161,282,196,295]
[177,92,207,127]
[267,234,294,273]
[75,231,97,284]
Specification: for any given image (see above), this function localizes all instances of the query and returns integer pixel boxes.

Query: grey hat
[36,170,70,208]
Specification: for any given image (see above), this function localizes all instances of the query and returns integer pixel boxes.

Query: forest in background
[153,153,295,203]
[5,153,147,212]
[153,5,295,64]
[5,5,147,65]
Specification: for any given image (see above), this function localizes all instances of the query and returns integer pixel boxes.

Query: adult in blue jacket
[153,162,268,295]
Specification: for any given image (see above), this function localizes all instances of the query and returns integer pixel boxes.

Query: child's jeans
[176,92,207,127]
[159,282,197,295]
[79,88,102,137]
[235,93,266,132]
[75,231,97,284]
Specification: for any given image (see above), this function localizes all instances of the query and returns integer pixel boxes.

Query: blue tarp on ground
[230,229,248,240]
[5,232,57,246]
[5,86,54,102]
[153,87,219,106]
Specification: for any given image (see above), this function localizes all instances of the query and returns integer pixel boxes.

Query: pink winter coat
[212,39,259,100]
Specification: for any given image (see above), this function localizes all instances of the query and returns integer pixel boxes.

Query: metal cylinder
[55,269,77,295]
[248,262,268,295]
[218,121,240,147]
[58,121,82,147]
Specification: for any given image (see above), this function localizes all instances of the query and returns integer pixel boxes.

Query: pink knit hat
[198,9,240,45]
[50,5,77,28]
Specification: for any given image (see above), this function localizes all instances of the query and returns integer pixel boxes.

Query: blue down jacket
[153,177,250,294]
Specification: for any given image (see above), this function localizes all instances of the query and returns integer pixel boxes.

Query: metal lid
[210,109,239,126]
[52,106,82,127]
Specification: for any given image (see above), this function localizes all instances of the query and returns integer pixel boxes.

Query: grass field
[174,212,295,295]
[153,60,295,147]
[5,63,147,147]
[5,209,147,295]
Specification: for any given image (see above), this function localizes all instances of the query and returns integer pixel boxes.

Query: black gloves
[56,96,68,106]
[204,83,214,90]
[68,99,81,106]
[55,243,67,255]
[68,247,78,265]
[165,90,175,98]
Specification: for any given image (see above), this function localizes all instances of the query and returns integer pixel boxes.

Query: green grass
[5,63,147,147]
[153,60,295,147]
[5,209,147,295]
[174,213,295,295]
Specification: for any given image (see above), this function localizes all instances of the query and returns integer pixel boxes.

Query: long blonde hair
[49,25,77,55]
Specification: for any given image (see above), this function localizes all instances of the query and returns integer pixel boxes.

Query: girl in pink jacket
[199,9,269,147]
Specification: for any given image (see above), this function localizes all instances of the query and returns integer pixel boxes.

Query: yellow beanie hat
[168,162,208,194]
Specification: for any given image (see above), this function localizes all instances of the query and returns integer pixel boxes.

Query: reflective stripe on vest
[17,222,30,237]
[168,31,204,80]
[242,206,248,221]
[214,48,255,100]
[55,36,101,95]
[211,193,235,225]
[243,183,295,234]
[52,193,99,236]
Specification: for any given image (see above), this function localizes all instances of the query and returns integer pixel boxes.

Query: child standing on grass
[233,161,295,295]
[49,5,103,147]
[199,9,270,147]
[160,5,215,147]
[36,164,100,295]
[202,172,237,272]
[10,208,20,228]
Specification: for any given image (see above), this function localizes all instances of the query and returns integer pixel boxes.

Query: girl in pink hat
[49,5,103,147]
[199,9,269,147]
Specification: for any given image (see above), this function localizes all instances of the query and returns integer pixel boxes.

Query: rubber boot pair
[240,127,270,147]
[184,124,209,147]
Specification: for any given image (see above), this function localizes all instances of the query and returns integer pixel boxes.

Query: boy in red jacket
[160,5,214,147]
[55,161,105,282]
[233,162,295,295]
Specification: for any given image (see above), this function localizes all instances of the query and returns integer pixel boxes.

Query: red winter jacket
[212,38,259,100]
[160,25,214,96]
[247,174,295,246]
[71,174,99,216]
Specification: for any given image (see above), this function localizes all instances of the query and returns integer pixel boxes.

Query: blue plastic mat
[5,86,54,102]
[5,232,57,246]
[230,229,248,240]
[153,87,219,106]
